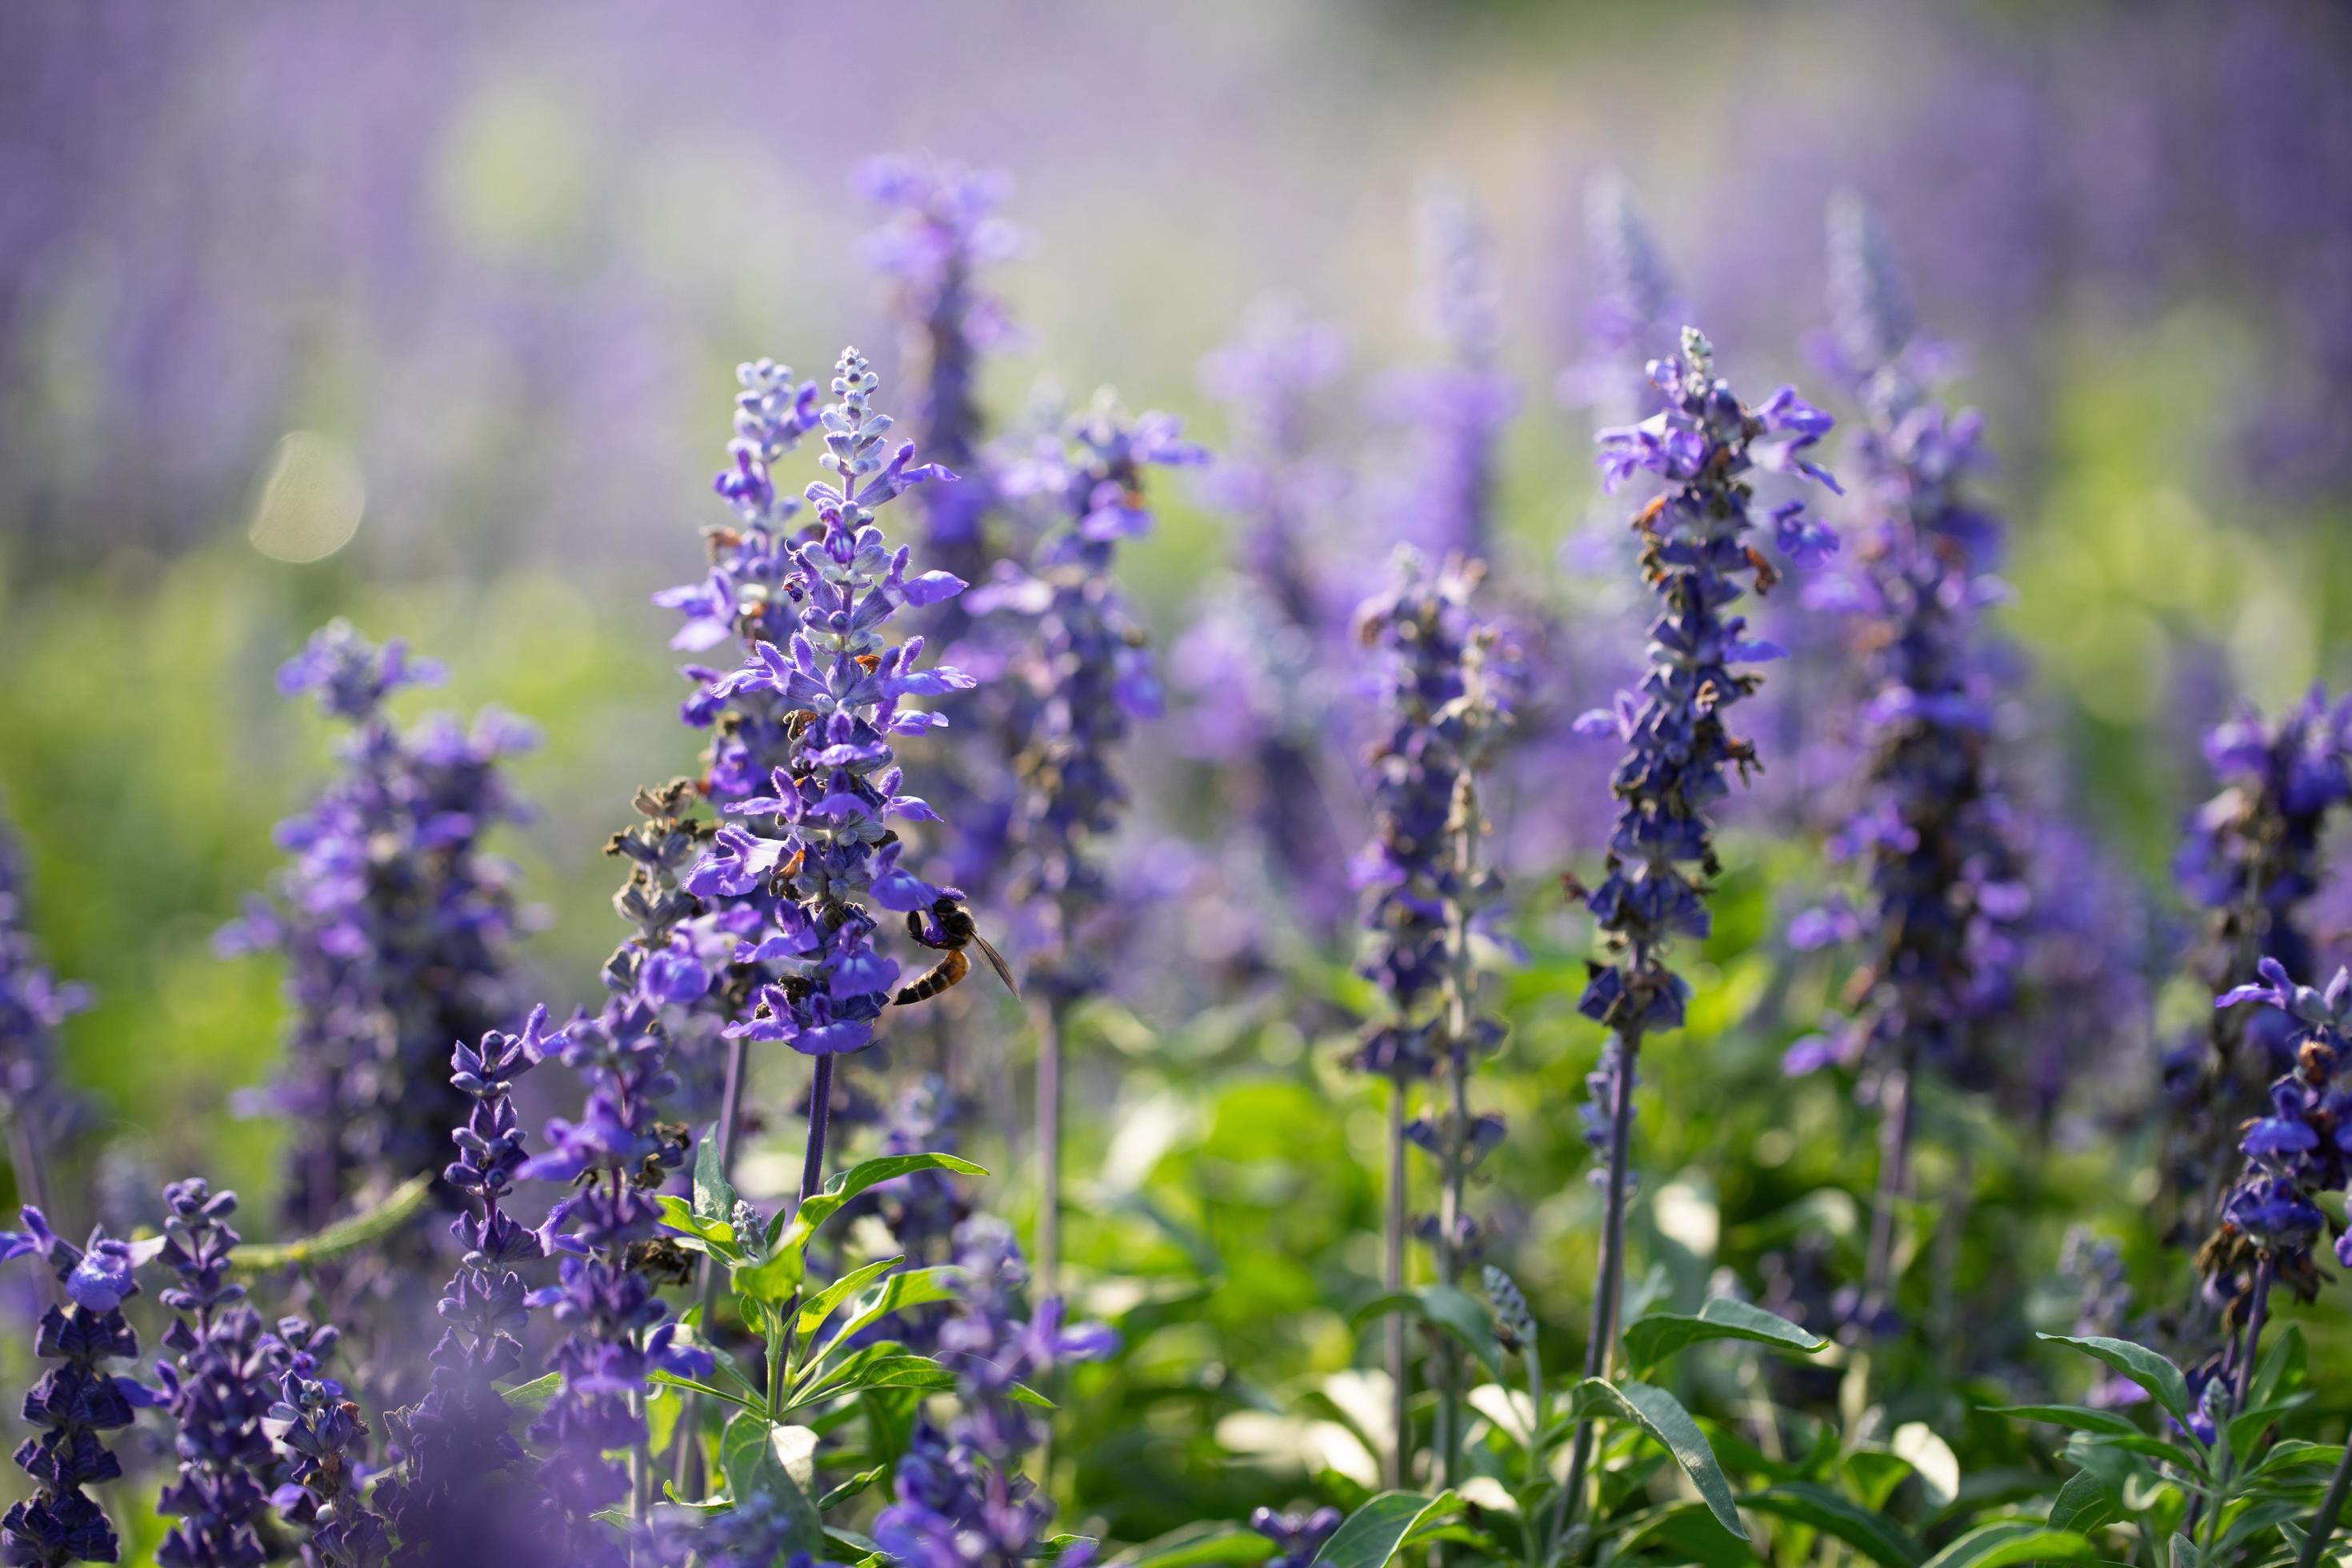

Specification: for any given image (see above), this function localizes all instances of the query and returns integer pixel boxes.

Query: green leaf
[799,1350,954,1405]
[822,1526,884,1566]
[1418,1283,1506,1382]
[1307,1491,1458,1568]
[498,1371,561,1413]
[694,1129,740,1222]
[814,1464,889,1511]
[1348,1286,1503,1382]
[1623,1297,1829,1371]
[1569,1378,1747,1540]
[1844,1450,1916,1512]
[2168,1532,2202,1568]
[2037,1334,2192,1426]
[796,1256,903,1342]
[655,1194,742,1262]
[1987,1403,2146,1438]
[2252,1440,2346,1478]
[231,1173,435,1273]
[1100,1523,1278,1568]
[1990,1404,2184,1466]
[1345,1291,1418,1330]
[735,1242,806,1303]
[816,1266,966,1366]
[2048,1469,2119,1535]
[2250,1324,2306,1410]
[648,1368,759,1414]
[1615,1501,1762,1568]
[1739,1482,1925,1566]
[768,1153,988,1250]
[719,1411,823,1556]
[1917,1521,2098,1568]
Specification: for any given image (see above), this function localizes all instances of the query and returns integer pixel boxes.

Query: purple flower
[262,1346,392,1568]
[873,1220,1115,1568]
[376,1009,558,1563]
[2,1209,162,1566]
[2211,962,2352,1300]
[2165,688,2352,1254]
[1250,1507,1343,1568]
[686,348,977,1058]
[981,390,1205,998]
[1175,299,1359,939]
[225,622,534,1275]
[1793,200,2046,1123]
[1369,183,1516,566]
[856,152,1020,570]
[1350,551,1511,1081]
[1578,328,1841,1036]
[154,1179,275,1568]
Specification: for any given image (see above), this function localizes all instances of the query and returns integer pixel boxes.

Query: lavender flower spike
[1558,170,1683,424]
[2163,688,2352,1258]
[263,1344,391,1568]
[0,1210,162,1566]
[1350,549,1513,1484]
[982,390,1207,1000]
[378,1009,558,1563]
[154,1180,274,1568]
[856,153,1022,603]
[223,619,534,1240]
[1177,299,1356,938]
[872,1219,1116,1568]
[520,997,709,1563]
[700,346,973,1066]
[978,387,1204,1295]
[2206,959,2352,1422]
[1561,326,1838,1526]
[1786,194,2030,1322]
[1374,182,1515,564]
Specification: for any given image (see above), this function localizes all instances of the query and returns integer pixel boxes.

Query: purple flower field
[4,3,2352,1565]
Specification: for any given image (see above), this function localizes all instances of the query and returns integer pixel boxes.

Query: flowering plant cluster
[19,160,2352,1568]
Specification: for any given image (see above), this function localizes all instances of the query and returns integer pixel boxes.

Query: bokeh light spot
[246,431,365,563]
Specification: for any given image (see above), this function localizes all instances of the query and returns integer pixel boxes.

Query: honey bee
[894,897,1019,1005]
[630,1235,699,1288]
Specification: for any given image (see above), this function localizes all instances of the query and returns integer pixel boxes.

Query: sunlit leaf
[2037,1334,2191,1426]
[1622,1297,1827,1370]
[1569,1379,1746,1540]
[1306,1490,1458,1568]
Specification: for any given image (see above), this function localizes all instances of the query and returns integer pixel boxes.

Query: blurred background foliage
[5,0,2352,1552]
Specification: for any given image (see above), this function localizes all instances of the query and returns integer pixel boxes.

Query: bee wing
[972,934,1021,998]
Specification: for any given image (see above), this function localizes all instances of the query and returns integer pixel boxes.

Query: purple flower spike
[1579,326,1840,1036]
[2,1209,159,1566]
[2208,962,2352,1299]
[2165,684,2352,1266]
[874,1221,1114,1568]
[684,347,978,1057]
[982,389,1204,999]
[224,620,534,1321]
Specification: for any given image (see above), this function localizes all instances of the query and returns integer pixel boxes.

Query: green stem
[674,1033,750,1498]
[1862,1060,1914,1316]
[1556,1028,1642,1546]
[1038,998,1063,1302]
[1386,1078,1410,1490]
